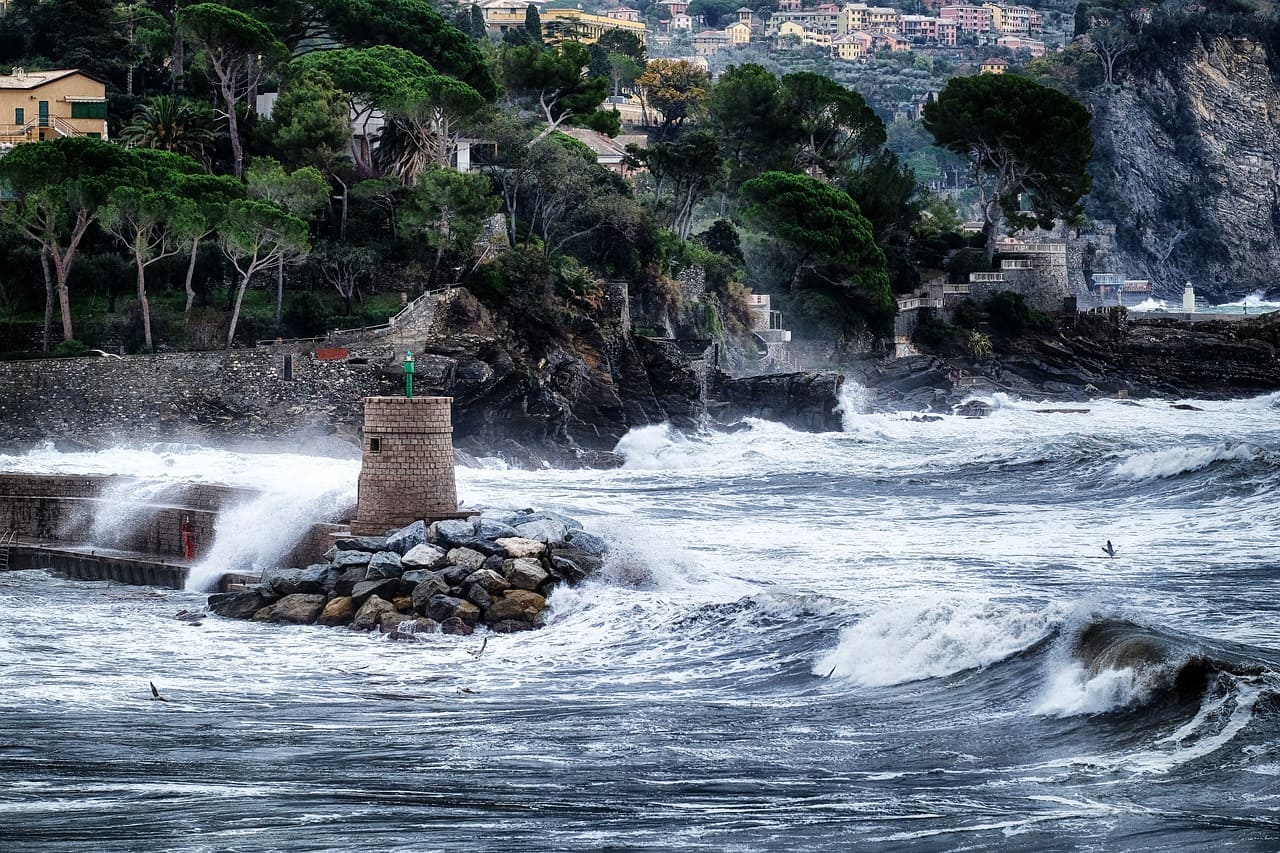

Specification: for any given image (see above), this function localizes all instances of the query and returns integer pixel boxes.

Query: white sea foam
[1112,443,1260,480]
[1129,298,1174,312]
[1033,660,1156,716]
[815,598,1054,686]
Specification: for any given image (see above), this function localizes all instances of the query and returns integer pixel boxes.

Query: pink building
[900,14,958,45]
[939,4,993,32]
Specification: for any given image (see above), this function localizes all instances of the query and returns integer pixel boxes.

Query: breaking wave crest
[1112,443,1263,480]
[814,597,1055,687]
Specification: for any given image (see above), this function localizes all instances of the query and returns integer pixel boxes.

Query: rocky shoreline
[207,509,606,637]
[856,313,1280,413]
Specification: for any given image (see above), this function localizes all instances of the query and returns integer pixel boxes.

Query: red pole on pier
[181,516,196,561]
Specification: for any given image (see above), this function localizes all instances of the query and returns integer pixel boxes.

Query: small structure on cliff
[351,396,460,535]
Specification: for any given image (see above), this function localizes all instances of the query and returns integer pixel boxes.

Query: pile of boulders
[207,509,606,637]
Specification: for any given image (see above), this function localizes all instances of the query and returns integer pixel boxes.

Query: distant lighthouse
[1182,281,1196,314]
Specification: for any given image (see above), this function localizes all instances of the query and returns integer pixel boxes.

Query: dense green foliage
[924,74,1093,251]
[0,0,1097,360]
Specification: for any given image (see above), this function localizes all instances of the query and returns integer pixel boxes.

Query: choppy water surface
[2,390,1279,850]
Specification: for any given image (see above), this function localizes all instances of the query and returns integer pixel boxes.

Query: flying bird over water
[1102,540,1117,558]
[150,681,168,702]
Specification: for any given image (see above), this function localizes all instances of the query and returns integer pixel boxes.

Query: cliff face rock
[1089,34,1280,301]
[713,372,846,432]
[412,292,705,467]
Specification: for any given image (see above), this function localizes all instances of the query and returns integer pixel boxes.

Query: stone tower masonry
[351,396,459,535]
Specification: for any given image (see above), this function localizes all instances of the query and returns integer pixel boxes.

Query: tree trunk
[53,258,74,342]
[171,27,184,90]
[222,80,244,179]
[336,176,349,242]
[227,270,252,349]
[184,235,200,317]
[39,248,53,353]
[274,257,284,327]
[135,248,153,352]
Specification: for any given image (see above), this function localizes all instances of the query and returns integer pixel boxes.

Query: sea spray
[88,478,182,550]
[834,379,872,431]
[186,477,355,591]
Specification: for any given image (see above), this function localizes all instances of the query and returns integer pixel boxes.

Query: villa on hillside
[0,68,108,147]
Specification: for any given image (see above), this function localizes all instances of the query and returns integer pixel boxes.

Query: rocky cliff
[1088,33,1280,302]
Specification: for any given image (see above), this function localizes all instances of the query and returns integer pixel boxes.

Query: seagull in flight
[1102,540,1117,558]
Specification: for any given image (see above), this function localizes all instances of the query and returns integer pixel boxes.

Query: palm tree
[119,96,215,162]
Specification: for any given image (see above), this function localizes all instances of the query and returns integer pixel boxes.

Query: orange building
[0,68,109,147]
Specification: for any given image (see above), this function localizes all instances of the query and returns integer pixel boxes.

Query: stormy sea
[1,387,1278,850]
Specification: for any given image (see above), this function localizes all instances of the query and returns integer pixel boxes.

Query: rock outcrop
[1088,33,1280,301]
[208,510,606,636]
[406,293,705,467]
[863,312,1280,407]
[711,371,845,432]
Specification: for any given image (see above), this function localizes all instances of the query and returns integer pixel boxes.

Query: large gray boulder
[504,510,583,531]
[410,574,451,613]
[385,521,427,555]
[331,535,387,553]
[476,518,519,540]
[425,594,481,626]
[209,589,273,619]
[332,549,373,568]
[564,530,608,557]
[430,519,475,547]
[270,594,326,625]
[446,547,487,571]
[351,595,396,631]
[512,519,569,544]
[259,566,302,596]
[401,543,448,570]
[298,563,336,594]
[504,558,549,591]
[486,590,546,623]
[351,577,400,603]
[365,550,404,580]
[463,568,510,594]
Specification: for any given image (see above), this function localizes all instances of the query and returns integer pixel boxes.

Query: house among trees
[693,30,732,56]
[979,57,1009,73]
[996,34,1046,56]
[0,68,108,147]
[725,20,753,45]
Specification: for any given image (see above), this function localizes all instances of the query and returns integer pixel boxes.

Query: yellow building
[478,1,645,45]
[0,68,108,146]
[724,21,752,45]
[542,9,647,44]
[979,57,1009,74]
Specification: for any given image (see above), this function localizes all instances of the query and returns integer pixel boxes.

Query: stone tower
[351,396,458,535]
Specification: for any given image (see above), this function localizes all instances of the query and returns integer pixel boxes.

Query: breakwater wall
[0,349,397,447]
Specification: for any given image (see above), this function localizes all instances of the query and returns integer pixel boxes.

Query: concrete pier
[5,539,191,589]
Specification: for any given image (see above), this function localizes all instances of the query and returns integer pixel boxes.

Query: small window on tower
[369,437,381,453]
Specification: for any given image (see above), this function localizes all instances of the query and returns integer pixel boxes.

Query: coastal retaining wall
[0,350,397,446]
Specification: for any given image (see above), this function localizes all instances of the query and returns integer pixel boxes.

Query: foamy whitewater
[1,388,1278,850]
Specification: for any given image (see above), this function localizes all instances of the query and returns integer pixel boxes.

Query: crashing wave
[814,597,1055,687]
[1112,442,1262,480]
